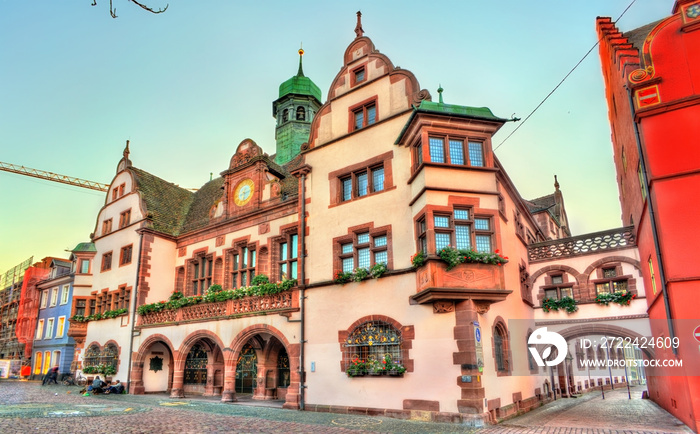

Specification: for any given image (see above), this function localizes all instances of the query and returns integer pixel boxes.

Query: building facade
[59,14,653,426]
[598,0,700,430]
[32,258,76,379]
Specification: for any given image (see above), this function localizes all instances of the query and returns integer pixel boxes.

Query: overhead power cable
[495,0,637,151]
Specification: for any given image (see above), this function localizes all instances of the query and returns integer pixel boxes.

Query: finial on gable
[123,140,130,160]
[554,174,560,190]
[355,11,364,38]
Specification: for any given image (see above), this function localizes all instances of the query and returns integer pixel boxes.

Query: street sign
[694,325,700,343]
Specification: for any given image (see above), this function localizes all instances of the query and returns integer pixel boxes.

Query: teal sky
[0,1,672,273]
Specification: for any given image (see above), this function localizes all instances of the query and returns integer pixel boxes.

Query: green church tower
[273,48,322,165]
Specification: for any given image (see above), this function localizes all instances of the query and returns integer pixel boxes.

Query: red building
[598,1,700,430]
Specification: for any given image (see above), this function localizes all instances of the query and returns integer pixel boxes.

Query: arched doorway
[141,341,174,393]
[228,326,297,405]
[176,334,226,398]
[235,343,257,394]
[185,344,208,393]
[131,335,176,395]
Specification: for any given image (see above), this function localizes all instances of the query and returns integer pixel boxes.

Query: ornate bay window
[423,135,485,167]
[420,207,494,254]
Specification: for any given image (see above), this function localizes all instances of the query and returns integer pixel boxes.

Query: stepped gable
[128,166,194,236]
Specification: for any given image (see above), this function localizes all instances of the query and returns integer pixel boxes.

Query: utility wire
[495,0,637,150]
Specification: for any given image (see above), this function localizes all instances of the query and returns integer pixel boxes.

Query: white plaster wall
[144,237,177,304]
[304,273,462,413]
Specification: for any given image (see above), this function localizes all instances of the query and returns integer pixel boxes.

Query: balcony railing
[138,290,299,327]
[528,226,636,262]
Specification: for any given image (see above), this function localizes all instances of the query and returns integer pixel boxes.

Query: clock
[233,178,254,206]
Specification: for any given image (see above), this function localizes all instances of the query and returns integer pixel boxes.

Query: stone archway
[226,325,298,408]
[172,331,227,398]
[130,334,176,395]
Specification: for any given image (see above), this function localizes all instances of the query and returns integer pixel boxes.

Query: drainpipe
[626,88,676,355]
[298,171,308,410]
[125,230,145,390]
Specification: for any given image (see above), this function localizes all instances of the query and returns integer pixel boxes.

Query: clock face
[233,179,254,206]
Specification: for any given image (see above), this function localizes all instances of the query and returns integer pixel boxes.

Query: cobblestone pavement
[0,381,693,433]
[486,386,694,434]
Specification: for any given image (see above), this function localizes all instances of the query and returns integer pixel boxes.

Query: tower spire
[354,11,364,38]
[297,44,305,77]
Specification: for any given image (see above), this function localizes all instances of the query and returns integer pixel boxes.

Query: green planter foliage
[542,296,578,313]
[136,279,297,316]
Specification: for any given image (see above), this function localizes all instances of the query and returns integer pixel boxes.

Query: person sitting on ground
[105,380,124,395]
[88,375,104,393]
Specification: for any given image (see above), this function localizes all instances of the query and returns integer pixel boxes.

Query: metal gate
[235,344,257,393]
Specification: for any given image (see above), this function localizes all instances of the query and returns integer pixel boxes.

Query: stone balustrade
[138,290,298,327]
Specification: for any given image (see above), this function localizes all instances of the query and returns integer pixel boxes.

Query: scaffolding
[0,257,33,291]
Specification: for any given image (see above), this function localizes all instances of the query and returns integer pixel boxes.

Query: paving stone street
[0,381,693,433]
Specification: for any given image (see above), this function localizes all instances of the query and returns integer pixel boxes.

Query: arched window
[296,106,305,121]
[100,344,119,372]
[282,109,289,123]
[84,344,101,368]
[184,344,208,385]
[344,321,402,371]
[493,321,510,374]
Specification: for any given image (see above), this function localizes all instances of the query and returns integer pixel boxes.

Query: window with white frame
[56,316,65,338]
[50,287,59,307]
[60,285,70,305]
[40,291,48,309]
[36,319,44,340]
[45,318,54,339]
